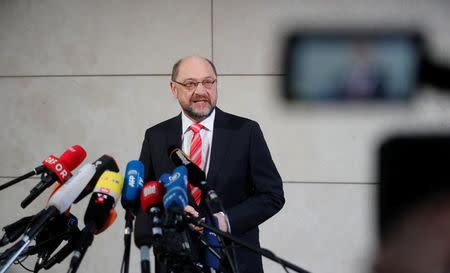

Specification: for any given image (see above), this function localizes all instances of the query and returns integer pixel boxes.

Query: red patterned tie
[189,124,203,205]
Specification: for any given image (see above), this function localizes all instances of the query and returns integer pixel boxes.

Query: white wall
[1,1,450,272]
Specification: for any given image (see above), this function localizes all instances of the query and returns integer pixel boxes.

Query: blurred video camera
[283,28,450,102]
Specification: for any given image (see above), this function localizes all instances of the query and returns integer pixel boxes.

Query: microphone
[140,181,166,237]
[160,167,192,252]
[0,164,96,273]
[68,171,124,273]
[0,145,86,193]
[161,166,189,212]
[121,160,145,210]
[167,146,219,202]
[135,181,166,273]
[121,160,145,273]
[168,146,205,182]
[83,171,123,230]
[134,212,153,273]
[74,154,119,203]
[47,164,97,214]
[21,145,87,208]
[0,216,33,247]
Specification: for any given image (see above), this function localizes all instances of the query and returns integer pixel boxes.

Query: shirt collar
[181,108,216,134]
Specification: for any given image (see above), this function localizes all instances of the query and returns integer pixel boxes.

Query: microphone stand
[0,166,46,192]
[67,222,95,273]
[150,206,163,273]
[183,214,311,273]
[21,171,59,208]
[122,208,134,273]
[43,230,81,270]
[0,236,31,273]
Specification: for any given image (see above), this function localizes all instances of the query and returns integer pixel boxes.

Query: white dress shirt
[181,109,215,175]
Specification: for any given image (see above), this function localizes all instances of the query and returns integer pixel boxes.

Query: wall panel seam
[0,74,286,78]
[0,74,172,78]
[211,0,214,62]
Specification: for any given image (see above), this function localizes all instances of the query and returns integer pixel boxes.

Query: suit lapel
[166,113,182,149]
[160,113,182,174]
[207,108,233,188]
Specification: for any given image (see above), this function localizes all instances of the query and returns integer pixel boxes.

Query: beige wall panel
[0,0,211,75]
[217,76,450,183]
[0,178,48,226]
[0,76,182,176]
[260,183,376,273]
[213,0,450,74]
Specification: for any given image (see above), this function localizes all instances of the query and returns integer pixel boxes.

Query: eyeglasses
[173,79,217,91]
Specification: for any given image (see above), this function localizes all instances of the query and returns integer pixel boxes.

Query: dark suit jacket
[138,107,285,273]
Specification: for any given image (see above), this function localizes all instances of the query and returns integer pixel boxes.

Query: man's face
[170,56,217,122]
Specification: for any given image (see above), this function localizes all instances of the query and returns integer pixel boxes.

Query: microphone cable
[13,256,33,272]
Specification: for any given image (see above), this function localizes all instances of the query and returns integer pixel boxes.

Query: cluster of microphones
[0,145,124,273]
[0,145,234,273]
[0,145,310,273]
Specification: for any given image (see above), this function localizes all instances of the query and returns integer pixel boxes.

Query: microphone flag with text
[20,145,87,208]
[0,145,86,193]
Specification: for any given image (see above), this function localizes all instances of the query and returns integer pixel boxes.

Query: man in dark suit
[138,55,285,273]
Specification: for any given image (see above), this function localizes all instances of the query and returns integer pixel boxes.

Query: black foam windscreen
[134,210,154,248]
[167,146,206,186]
[84,193,115,229]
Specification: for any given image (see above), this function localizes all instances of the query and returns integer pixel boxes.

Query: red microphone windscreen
[59,145,87,171]
[141,181,166,213]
